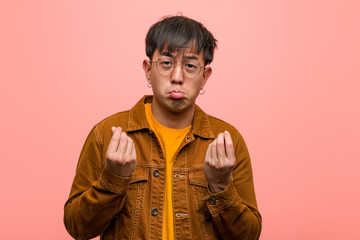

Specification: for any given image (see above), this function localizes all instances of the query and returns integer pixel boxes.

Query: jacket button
[185,136,190,141]
[209,197,217,205]
[153,169,160,177]
[151,208,158,216]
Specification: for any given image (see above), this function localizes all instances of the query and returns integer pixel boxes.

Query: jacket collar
[127,95,214,139]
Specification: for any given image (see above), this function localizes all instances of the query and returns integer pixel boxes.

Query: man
[64,15,261,240]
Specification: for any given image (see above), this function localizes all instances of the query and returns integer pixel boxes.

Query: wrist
[208,183,227,193]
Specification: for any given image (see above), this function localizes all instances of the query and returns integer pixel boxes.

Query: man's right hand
[105,126,137,177]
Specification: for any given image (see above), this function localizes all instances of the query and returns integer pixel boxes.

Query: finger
[216,133,226,161]
[224,131,235,160]
[107,127,122,153]
[111,126,116,134]
[211,140,218,167]
[123,136,133,160]
[116,132,129,157]
[131,140,137,161]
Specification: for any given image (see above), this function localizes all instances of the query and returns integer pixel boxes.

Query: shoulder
[86,110,131,145]
[206,114,246,147]
[94,110,131,132]
[206,113,239,135]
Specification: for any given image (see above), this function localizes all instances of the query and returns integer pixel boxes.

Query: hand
[105,127,137,177]
[203,131,236,193]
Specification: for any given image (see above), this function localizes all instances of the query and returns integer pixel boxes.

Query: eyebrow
[160,51,175,58]
[184,55,199,60]
[160,51,199,60]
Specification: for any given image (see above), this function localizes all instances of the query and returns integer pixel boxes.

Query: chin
[169,100,194,112]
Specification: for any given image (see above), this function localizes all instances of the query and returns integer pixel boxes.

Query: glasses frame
[149,56,205,78]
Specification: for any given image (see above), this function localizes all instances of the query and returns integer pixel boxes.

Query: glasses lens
[155,57,202,77]
[183,59,201,77]
[156,57,174,75]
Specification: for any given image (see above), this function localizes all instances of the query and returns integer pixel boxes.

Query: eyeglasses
[149,56,205,78]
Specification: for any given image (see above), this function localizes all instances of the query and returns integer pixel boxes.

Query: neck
[151,99,194,129]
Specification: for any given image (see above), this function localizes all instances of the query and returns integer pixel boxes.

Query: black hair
[145,15,217,65]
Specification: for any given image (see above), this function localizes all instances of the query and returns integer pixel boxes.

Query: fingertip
[121,132,129,142]
[117,127,123,135]
[111,126,116,133]
[217,133,225,145]
[224,131,232,140]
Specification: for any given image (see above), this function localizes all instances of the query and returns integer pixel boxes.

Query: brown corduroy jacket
[64,95,262,240]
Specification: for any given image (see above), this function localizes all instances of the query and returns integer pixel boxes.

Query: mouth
[168,90,186,99]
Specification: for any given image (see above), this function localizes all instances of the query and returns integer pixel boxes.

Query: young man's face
[143,47,212,114]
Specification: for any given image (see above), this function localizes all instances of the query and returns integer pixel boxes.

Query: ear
[143,60,151,84]
[201,66,212,89]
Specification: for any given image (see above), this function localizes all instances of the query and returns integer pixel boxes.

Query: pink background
[1,1,359,239]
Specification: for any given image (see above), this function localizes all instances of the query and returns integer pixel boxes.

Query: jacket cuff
[99,167,132,194]
[204,181,240,214]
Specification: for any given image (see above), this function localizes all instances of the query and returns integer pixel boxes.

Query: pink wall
[1,0,359,239]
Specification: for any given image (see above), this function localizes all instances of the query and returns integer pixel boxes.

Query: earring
[147,83,152,88]
[199,89,205,95]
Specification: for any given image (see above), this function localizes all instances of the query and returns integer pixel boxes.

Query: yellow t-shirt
[144,103,191,240]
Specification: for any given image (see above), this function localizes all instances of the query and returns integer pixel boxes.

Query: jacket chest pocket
[123,166,149,213]
[188,169,211,218]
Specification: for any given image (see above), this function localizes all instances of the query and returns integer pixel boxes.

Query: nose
[170,63,184,85]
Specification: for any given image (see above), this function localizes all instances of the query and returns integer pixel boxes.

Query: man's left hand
[203,131,236,193]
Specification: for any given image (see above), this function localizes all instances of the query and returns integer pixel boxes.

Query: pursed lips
[168,90,186,99]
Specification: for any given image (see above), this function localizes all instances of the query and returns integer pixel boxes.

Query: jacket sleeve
[204,132,262,239]
[64,125,131,240]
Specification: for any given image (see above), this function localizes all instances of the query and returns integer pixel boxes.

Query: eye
[161,61,173,66]
[185,63,197,69]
